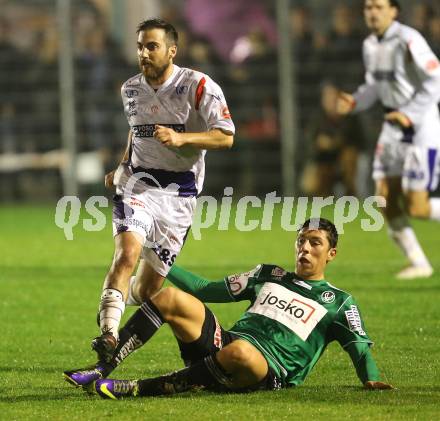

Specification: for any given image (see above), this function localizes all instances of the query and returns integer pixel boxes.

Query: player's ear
[169,44,177,59]
[327,247,337,263]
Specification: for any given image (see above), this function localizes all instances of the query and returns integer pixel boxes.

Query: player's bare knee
[222,341,254,369]
[151,287,179,320]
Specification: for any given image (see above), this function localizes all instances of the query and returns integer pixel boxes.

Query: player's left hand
[154,125,185,147]
[364,381,394,390]
[384,111,412,128]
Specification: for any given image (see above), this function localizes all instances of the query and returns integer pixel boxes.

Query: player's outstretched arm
[345,342,393,390]
[167,265,234,303]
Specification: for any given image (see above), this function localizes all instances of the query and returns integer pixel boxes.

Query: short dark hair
[364,0,401,12]
[298,218,338,248]
[389,0,401,11]
[136,18,178,46]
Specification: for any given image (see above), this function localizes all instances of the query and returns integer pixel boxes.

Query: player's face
[364,0,398,36]
[295,229,337,280]
[137,28,177,84]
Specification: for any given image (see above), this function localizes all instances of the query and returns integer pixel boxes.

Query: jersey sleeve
[399,31,440,125]
[331,295,381,384]
[193,75,235,135]
[224,265,262,301]
[331,295,374,348]
[345,341,381,384]
[167,265,233,303]
[352,41,379,112]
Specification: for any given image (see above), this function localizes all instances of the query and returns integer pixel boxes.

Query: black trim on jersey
[129,165,197,197]
[132,124,185,138]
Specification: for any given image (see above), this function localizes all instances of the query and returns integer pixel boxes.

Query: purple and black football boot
[63,364,108,387]
[89,378,139,399]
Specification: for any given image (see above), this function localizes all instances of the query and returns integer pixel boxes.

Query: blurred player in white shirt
[87,19,235,362]
[337,0,440,279]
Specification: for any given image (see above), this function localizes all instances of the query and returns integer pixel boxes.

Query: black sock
[137,354,232,396]
[100,299,164,375]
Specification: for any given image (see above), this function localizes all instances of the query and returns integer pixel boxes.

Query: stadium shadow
[285,385,440,406]
[0,392,76,403]
[0,366,64,373]
[1,385,439,404]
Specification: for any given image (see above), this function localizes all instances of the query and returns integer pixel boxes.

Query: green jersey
[224,264,373,386]
[167,264,380,387]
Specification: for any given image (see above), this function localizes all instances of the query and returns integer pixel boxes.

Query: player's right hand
[336,92,355,115]
[105,170,116,188]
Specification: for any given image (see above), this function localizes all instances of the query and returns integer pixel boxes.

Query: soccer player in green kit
[65,218,392,398]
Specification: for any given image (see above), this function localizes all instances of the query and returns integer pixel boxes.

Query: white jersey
[353,21,440,147]
[121,64,235,195]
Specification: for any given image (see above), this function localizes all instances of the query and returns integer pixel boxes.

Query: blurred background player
[89,18,235,363]
[301,81,366,197]
[64,218,393,398]
[336,0,440,279]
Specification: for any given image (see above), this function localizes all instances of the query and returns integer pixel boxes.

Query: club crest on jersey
[125,89,139,98]
[176,85,188,95]
[320,291,335,304]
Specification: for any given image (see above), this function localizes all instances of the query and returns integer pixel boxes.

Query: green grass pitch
[1,203,439,420]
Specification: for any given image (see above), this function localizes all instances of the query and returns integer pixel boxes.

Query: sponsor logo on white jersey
[248,283,327,341]
[271,267,287,278]
[227,265,261,295]
[345,305,366,336]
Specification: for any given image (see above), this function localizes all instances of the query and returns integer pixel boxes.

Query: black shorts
[177,306,282,392]
[177,305,237,366]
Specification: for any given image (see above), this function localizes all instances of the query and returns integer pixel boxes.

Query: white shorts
[112,164,196,277]
[372,123,440,191]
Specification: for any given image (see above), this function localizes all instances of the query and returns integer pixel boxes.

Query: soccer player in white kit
[337,0,440,279]
[90,19,235,362]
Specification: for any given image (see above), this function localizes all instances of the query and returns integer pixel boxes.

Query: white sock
[99,288,125,340]
[126,276,142,306]
[388,224,431,268]
[429,198,440,221]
